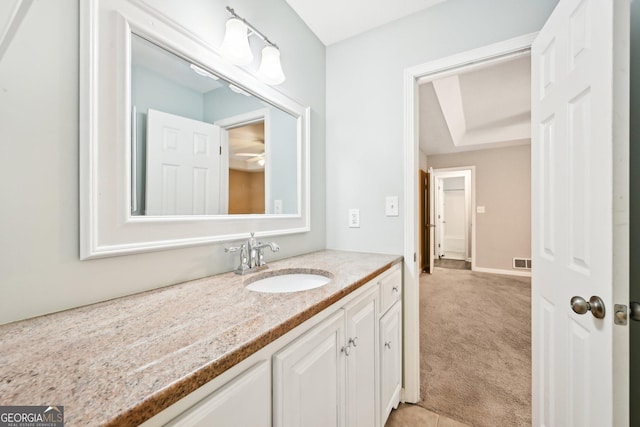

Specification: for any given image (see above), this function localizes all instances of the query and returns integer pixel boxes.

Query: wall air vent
[513,258,532,270]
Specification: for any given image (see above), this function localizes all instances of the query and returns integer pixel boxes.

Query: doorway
[431,168,473,267]
[215,109,270,214]
[403,2,632,424]
[417,52,531,424]
[401,32,537,407]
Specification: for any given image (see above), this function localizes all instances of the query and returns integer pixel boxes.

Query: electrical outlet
[385,196,399,216]
[349,209,360,228]
[476,206,486,214]
[274,199,283,214]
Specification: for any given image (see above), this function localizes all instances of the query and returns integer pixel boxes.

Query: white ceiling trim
[462,120,531,147]
[432,75,466,145]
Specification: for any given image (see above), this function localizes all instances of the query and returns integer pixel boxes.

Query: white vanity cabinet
[165,361,271,427]
[273,285,379,427]
[377,265,403,425]
[145,263,402,427]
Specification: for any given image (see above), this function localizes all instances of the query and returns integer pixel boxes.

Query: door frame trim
[401,32,537,403]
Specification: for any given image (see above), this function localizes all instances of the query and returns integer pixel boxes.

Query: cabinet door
[380,300,402,425]
[166,361,270,427]
[344,286,378,427]
[273,310,345,427]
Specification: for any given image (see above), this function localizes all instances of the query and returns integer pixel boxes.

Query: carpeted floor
[418,267,531,427]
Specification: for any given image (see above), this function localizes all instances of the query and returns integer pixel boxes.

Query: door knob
[571,296,606,319]
[631,301,640,321]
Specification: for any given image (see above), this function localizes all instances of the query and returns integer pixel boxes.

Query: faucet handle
[226,244,250,274]
[225,245,243,253]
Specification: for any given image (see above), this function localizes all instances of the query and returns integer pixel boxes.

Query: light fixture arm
[225,6,278,49]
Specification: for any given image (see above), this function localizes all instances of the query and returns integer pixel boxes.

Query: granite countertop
[0,250,401,426]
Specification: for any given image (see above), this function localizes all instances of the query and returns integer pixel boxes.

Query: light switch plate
[385,196,399,216]
[349,209,360,228]
[477,206,486,213]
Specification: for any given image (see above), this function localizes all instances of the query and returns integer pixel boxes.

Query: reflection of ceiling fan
[236,151,265,166]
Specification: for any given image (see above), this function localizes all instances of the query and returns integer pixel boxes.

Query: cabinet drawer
[378,265,402,315]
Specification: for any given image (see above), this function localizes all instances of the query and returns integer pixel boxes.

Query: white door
[531,0,629,426]
[442,184,466,260]
[146,109,221,215]
[435,177,445,258]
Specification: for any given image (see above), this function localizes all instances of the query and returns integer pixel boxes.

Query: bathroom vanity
[0,250,402,426]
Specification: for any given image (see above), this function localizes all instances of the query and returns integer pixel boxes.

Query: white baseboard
[472,266,532,278]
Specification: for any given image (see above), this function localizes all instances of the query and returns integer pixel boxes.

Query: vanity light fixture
[220,6,286,85]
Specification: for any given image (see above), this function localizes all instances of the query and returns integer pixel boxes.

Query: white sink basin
[245,269,333,293]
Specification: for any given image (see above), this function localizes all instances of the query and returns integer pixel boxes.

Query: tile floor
[385,403,472,427]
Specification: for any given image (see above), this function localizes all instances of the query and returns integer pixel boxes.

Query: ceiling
[284,0,447,45]
[283,1,531,156]
[419,54,531,156]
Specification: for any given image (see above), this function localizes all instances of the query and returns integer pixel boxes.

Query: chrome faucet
[226,233,280,275]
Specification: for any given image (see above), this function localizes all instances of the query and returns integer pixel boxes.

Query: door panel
[273,311,345,427]
[146,109,221,215]
[531,0,629,426]
[345,287,378,427]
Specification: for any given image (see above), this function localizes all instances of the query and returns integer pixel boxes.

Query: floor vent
[513,258,532,270]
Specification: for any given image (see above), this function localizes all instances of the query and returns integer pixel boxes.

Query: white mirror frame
[79,0,310,260]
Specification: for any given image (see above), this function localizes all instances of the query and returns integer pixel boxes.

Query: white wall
[325,0,559,254]
[0,0,326,324]
[428,145,531,272]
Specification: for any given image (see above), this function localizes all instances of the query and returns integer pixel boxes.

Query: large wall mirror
[130,34,298,216]
[80,0,310,259]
